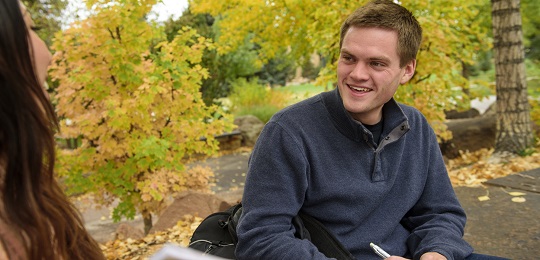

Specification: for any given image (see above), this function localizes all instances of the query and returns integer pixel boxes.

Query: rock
[114,223,144,240]
[149,191,232,234]
[445,108,480,119]
[216,131,243,151]
[440,115,496,159]
[234,115,265,147]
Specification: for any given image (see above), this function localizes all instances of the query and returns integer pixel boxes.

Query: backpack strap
[299,212,356,260]
[292,214,311,241]
[227,203,243,244]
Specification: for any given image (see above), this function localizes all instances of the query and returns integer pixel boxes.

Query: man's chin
[343,104,367,116]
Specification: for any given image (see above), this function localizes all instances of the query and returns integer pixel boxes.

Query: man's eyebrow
[369,56,391,63]
[340,49,354,56]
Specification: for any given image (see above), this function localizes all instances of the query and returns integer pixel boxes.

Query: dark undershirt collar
[363,119,383,145]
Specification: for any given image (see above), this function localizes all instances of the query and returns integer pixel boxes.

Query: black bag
[188,204,240,257]
[188,203,355,260]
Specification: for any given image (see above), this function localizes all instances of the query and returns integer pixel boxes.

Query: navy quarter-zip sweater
[236,89,473,260]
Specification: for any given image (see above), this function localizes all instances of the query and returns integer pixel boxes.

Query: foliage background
[50,0,234,229]
[190,0,494,141]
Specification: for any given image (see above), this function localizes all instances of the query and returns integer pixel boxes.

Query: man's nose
[349,62,369,81]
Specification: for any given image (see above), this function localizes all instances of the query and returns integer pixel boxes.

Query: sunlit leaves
[50,0,234,223]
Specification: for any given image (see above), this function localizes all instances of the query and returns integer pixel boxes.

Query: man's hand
[420,252,447,260]
[385,252,446,260]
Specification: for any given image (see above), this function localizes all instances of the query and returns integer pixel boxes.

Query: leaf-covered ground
[100,148,540,259]
[447,148,540,187]
[101,215,203,259]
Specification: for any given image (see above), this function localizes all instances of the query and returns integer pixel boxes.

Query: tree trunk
[491,0,533,154]
[142,209,153,235]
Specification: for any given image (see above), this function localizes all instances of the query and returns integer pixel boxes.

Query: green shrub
[280,83,325,102]
[234,105,282,123]
[229,78,291,122]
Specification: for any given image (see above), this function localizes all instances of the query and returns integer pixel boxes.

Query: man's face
[337,26,415,125]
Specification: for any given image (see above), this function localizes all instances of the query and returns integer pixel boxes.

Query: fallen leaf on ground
[101,215,202,260]
[447,148,540,187]
[511,197,526,203]
[477,196,490,201]
[508,192,527,196]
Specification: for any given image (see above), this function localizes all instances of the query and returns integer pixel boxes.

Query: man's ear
[400,59,416,84]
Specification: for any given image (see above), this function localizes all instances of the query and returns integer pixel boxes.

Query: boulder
[234,115,265,147]
[149,191,232,234]
[114,223,144,240]
[216,131,243,151]
[440,115,496,159]
[445,108,480,119]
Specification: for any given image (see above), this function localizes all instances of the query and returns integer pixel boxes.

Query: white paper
[150,244,227,260]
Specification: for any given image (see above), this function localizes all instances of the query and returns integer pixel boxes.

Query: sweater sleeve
[235,121,333,260]
[402,129,473,260]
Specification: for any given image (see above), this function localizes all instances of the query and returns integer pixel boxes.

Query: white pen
[370,242,391,259]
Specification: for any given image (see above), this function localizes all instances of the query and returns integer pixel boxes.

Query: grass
[228,78,295,123]
[280,83,326,96]
[233,105,283,123]
[228,81,326,123]
[278,83,326,104]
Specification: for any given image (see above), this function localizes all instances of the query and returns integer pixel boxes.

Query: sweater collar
[321,88,409,143]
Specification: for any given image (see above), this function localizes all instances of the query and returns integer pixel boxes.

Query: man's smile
[347,84,373,93]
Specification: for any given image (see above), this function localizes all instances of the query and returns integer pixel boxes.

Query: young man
[236,1,502,259]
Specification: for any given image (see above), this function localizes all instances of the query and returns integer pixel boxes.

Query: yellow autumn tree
[191,0,492,140]
[50,0,234,233]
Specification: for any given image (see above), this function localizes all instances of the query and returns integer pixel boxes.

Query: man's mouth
[348,84,372,93]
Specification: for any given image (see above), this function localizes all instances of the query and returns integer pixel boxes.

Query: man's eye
[371,61,385,67]
[341,55,354,62]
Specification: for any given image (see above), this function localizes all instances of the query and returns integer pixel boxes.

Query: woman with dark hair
[0,0,105,259]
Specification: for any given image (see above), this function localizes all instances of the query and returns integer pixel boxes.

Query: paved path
[82,152,540,259]
[456,186,540,259]
[198,152,251,195]
[460,168,540,259]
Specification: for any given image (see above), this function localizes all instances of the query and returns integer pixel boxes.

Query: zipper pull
[204,244,216,254]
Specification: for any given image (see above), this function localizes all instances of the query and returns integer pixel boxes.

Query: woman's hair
[0,0,104,259]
